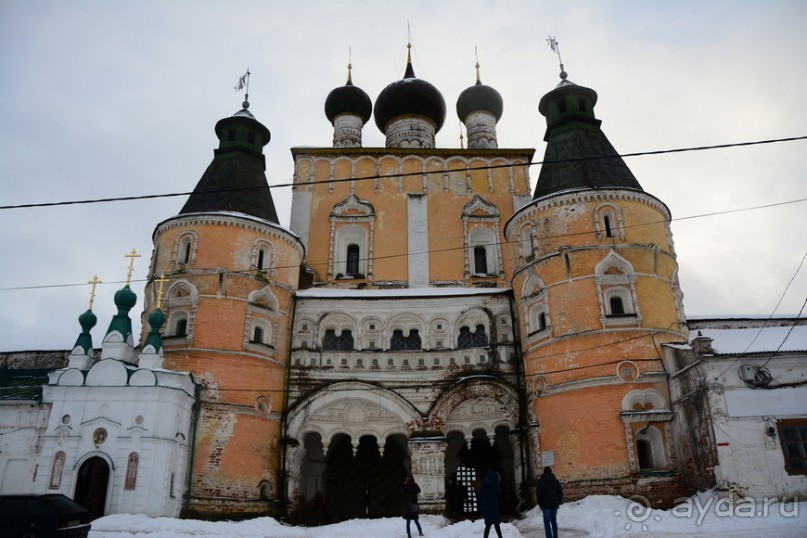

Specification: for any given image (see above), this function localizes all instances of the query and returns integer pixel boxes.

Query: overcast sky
[1,0,805,352]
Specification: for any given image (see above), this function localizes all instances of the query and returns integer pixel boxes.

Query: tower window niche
[609,296,625,315]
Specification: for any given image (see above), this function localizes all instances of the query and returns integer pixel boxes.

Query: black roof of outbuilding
[0,369,50,402]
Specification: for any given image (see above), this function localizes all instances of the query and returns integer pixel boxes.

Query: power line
[1,197,805,293]
[1,135,805,210]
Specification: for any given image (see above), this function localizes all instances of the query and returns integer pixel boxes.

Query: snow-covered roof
[689,325,807,354]
[296,287,511,299]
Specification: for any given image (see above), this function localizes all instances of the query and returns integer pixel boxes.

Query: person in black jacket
[536,466,563,538]
[402,475,424,537]
[478,470,503,538]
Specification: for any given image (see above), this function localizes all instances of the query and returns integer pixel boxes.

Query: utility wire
[1,135,805,210]
[0,197,805,293]
[713,249,807,380]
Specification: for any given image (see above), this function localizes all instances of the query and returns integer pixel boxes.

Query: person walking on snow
[478,470,503,538]
[402,475,424,537]
[536,466,564,538]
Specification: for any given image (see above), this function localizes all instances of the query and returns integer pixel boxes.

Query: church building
[2,44,805,521]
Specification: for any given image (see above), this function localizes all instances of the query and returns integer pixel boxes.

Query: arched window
[180,237,192,264]
[637,439,653,470]
[322,330,339,351]
[603,214,614,238]
[346,244,360,276]
[259,481,270,500]
[458,327,473,349]
[173,315,188,337]
[468,225,498,277]
[252,326,264,344]
[257,248,267,270]
[594,204,625,241]
[458,326,487,349]
[538,312,547,331]
[473,325,488,347]
[635,426,666,470]
[609,296,625,315]
[605,288,633,317]
[323,329,353,351]
[474,246,488,275]
[521,225,535,259]
[175,233,197,266]
[334,224,369,278]
[391,329,421,351]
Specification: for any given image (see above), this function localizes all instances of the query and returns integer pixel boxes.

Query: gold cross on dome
[124,249,141,286]
[154,274,170,309]
[87,275,102,310]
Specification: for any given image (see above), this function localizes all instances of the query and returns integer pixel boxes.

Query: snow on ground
[89,494,805,537]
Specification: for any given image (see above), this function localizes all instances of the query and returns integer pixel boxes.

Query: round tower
[142,100,304,517]
[373,44,446,148]
[506,70,688,506]
[324,63,372,148]
[456,62,503,149]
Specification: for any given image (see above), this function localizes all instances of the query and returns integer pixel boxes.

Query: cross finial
[475,46,481,83]
[154,274,170,309]
[347,47,353,84]
[124,249,141,286]
[87,275,102,310]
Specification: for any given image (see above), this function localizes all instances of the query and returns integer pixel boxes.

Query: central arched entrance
[322,433,408,520]
[445,426,517,518]
[74,456,110,520]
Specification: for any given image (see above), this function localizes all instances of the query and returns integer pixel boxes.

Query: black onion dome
[325,80,372,124]
[457,80,503,122]
[374,62,446,132]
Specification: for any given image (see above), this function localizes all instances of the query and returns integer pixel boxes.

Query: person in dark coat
[477,470,503,538]
[536,466,564,538]
[446,472,466,518]
[402,475,424,537]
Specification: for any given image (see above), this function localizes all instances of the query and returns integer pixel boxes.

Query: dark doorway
[74,456,109,520]
[445,426,516,518]
[323,434,407,520]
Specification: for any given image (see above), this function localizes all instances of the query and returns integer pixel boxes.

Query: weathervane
[235,69,251,108]
[546,35,567,80]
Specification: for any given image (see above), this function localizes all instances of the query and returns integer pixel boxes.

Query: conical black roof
[533,78,642,200]
[180,105,279,223]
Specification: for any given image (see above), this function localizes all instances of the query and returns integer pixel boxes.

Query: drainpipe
[508,295,531,508]
[183,380,202,514]
[279,291,298,514]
